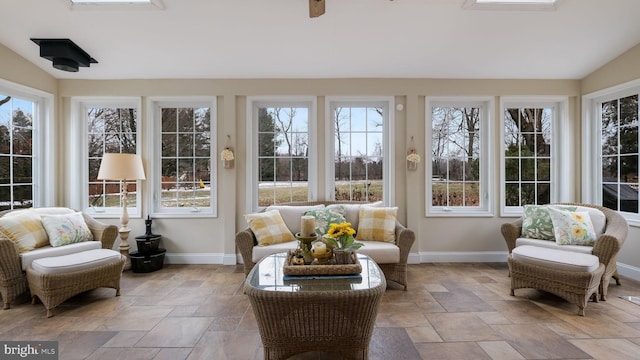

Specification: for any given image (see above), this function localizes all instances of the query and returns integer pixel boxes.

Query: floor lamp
[97,153,146,270]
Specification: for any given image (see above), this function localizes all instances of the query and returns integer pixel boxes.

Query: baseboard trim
[165,253,237,266]
[166,251,640,282]
[418,251,509,263]
[414,251,640,282]
[617,262,640,282]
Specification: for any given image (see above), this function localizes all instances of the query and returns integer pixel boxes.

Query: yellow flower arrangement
[323,222,364,252]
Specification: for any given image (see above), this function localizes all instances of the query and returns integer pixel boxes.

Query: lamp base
[119,228,132,271]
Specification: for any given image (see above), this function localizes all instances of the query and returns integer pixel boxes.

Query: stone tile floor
[2,262,640,359]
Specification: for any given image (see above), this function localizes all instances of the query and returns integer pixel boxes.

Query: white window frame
[70,97,143,219]
[500,97,570,216]
[147,97,217,218]
[325,97,395,206]
[0,79,55,208]
[426,97,493,217]
[246,96,317,212]
[583,79,640,226]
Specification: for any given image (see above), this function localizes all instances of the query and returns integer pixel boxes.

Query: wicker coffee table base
[247,288,385,360]
[27,255,126,317]
[508,255,605,316]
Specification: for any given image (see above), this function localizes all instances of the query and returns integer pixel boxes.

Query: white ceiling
[2,0,640,80]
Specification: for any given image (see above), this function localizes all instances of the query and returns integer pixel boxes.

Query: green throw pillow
[304,208,346,235]
[520,205,576,240]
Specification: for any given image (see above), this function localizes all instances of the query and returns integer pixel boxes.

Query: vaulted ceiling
[2,0,640,80]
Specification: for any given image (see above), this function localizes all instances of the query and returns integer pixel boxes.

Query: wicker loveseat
[236,201,416,290]
[501,203,628,301]
[0,207,121,312]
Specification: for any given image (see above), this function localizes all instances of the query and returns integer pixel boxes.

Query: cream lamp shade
[97,153,146,181]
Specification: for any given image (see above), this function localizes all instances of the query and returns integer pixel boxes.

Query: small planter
[135,235,161,254]
[130,249,166,273]
[334,250,354,265]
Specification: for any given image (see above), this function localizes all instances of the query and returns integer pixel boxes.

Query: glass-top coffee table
[245,252,386,360]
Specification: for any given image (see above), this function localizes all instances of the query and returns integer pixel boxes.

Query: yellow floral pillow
[548,207,597,246]
[245,210,295,246]
[0,210,49,253]
[355,206,397,243]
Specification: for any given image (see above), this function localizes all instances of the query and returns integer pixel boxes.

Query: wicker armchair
[501,203,628,300]
[0,208,118,310]
[236,201,416,290]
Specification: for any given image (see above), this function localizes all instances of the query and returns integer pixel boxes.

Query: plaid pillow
[355,206,397,243]
[0,210,49,253]
[245,210,295,246]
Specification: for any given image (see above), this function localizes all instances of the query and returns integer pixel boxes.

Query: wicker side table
[245,253,386,360]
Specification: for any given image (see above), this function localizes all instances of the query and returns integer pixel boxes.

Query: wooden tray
[283,251,362,276]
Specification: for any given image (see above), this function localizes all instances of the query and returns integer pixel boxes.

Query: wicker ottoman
[508,245,604,316]
[27,249,125,317]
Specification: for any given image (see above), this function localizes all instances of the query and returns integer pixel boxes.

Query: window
[71,98,142,218]
[463,0,560,11]
[68,0,164,9]
[247,98,315,211]
[583,81,640,224]
[601,95,639,213]
[150,98,216,217]
[501,98,568,216]
[426,98,491,216]
[504,107,552,206]
[0,94,35,210]
[0,81,53,211]
[328,100,392,203]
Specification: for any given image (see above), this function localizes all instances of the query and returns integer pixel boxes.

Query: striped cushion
[245,210,295,246]
[0,210,49,253]
[355,206,397,243]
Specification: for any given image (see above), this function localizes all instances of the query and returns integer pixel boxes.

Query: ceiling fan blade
[309,0,325,18]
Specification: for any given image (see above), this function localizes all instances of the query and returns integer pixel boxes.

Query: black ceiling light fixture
[30,38,98,72]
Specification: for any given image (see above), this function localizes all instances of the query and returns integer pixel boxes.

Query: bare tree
[271,107,296,156]
[0,96,10,107]
[334,107,348,180]
[506,108,549,155]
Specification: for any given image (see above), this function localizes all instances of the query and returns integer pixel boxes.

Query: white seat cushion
[511,245,600,273]
[515,238,593,254]
[264,205,324,234]
[31,249,122,275]
[252,240,299,263]
[20,241,102,271]
[251,239,400,264]
[356,240,400,264]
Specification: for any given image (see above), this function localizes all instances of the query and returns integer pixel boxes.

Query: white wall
[2,41,639,279]
[54,78,580,266]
